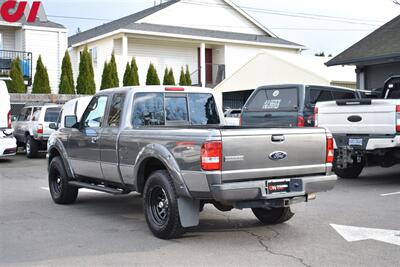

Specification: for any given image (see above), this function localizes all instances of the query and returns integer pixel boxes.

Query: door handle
[271,135,285,142]
[91,137,98,144]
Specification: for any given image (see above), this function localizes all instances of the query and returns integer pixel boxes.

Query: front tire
[252,207,294,224]
[48,156,78,204]
[143,170,185,239]
[26,135,38,158]
[334,161,364,179]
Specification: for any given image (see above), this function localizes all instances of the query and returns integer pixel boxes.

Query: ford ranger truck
[316,76,400,179]
[47,86,337,239]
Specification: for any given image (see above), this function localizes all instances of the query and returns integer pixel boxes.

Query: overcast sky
[41,0,400,55]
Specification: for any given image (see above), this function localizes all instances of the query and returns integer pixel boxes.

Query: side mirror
[49,123,58,130]
[64,115,78,128]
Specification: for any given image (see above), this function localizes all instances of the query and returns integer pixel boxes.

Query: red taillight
[396,105,400,132]
[7,110,11,129]
[239,115,243,126]
[326,135,334,164]
[201,141,222,171]
[37,124,43,135]
[165,87,185,92]
[297,115,305,127]
[314,107,319,127]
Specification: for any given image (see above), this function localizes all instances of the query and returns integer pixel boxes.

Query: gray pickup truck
[47,86,337,239]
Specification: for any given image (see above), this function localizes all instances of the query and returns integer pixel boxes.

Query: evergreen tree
[163,67,170,85]
[100,61,112,90]
[109,52,119,87]
[76,47,96,95]
[185,65,192,86]
[130,57,140,86]
[168,68,176,85]
[8,58,26,93]
[32,56,51,94]
[59,50,75,94]
[123,62,132,86]
[146,63,160,85]
[179,67,187,86]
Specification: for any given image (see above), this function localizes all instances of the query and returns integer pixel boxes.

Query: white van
[57,96,92,129]
[0,80,17,158]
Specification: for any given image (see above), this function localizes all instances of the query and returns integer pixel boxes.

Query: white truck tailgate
[317,99,397,135]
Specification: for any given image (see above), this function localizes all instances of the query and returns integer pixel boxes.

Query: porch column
[122,34,128,74]
[200,42,206,88]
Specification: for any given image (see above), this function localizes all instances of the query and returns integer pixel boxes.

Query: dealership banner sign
[1,0,41,23]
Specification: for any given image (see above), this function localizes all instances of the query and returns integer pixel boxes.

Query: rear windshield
[247,88,298,111]
[132,93,220,126]
[45,108,61,122]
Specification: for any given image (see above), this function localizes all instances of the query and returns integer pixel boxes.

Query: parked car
[55,96,92,129]
[13,104,61,158]
[47,86,337,239]
[316,76,400,178]
[224,108,241,126]
[241,84,363,127]
[0,80,17,158]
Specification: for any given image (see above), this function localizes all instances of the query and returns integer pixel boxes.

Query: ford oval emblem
[269,151,287,161]
[348,115,362,123]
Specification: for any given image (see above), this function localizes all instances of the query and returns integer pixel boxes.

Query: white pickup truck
[316,76,400,178]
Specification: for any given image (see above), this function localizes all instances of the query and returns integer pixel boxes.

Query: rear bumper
[0,137,17,157]
[210,174,337,202]
[334,134,400,151]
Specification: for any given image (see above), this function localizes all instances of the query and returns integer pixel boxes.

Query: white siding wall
[0,26,16,50]
[138,0,265,35]
[125,38,199,86]
[224,44,298,78]
[24,28,67,93]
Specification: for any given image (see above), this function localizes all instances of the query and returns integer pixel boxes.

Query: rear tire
[26,135,38,158]
[48,156,78,204]
[143,170,185,239]
[334,161,364,179]
[252,207,294,224]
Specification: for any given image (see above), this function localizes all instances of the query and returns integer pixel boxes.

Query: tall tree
[185,65,192,86]
[130,57,140,86]
[32,56,51,94]
[168,68,176,85]
[146,63,160,85]
[100,61,112,90]
[109,52,119,87]
[59,50,75,94]
[76,47,96,95]
[163,67,170,85]
[179,67,187,86]
[123,62,132,86]
[8,58,26,93]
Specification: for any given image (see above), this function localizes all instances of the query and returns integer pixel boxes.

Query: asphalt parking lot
[0,154,399,267]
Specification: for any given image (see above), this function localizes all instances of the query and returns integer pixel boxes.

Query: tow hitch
[336,146,363,169]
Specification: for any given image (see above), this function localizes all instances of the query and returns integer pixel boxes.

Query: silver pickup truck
[47,86,337,239]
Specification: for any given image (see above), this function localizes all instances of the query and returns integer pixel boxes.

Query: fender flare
[133,144,192,199]
[47,137,75,179]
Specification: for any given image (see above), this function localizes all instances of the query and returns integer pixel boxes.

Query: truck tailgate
[317,100,396,135]
[220,128,327,182]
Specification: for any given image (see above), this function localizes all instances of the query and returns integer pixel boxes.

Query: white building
[214,51,357,108]
[68,0,304,91]
[0,0,67,93]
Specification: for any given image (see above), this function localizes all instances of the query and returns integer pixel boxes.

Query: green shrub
[8,58,26,93]
[32,55,51,94]
[59,51,75,94]
[179,67,187,86]
[123,62,131,86]
[76,47,96,95]
[146,63,160,85]
[130,57,140,86]
[185,65,192,86]
[100,61,112,90]
[109,52,119,88]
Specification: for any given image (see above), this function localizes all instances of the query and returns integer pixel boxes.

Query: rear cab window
[44,107,61,123]
[246,87,299,111]
[132,92,220,127]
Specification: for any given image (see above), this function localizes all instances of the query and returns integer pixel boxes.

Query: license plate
[349,138,363,146]
[266,179,291,194]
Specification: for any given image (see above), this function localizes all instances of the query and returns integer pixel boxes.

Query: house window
[89,47,97,68]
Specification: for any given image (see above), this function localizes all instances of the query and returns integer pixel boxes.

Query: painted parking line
[380,191,400,197]
[40,187,104,194]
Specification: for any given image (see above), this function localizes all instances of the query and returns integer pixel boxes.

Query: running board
[68,181,127,195]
